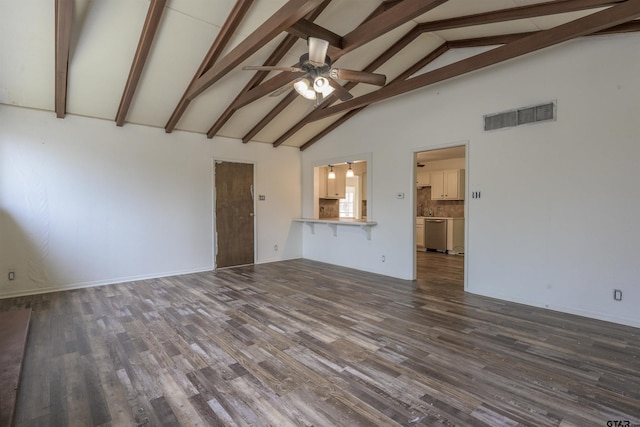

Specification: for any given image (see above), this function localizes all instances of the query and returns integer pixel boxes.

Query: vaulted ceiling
[2,0,640,150]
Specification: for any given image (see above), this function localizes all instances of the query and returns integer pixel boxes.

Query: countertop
[294,217,376,225]
[293,218,377,239]
[417,216,464,220]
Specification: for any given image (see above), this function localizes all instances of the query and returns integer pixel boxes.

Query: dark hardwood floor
[1,258,639,426]
[416,250,464,285]
[0,309,31,426]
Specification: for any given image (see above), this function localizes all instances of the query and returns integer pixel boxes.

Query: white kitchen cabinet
[430,171,444,197]
[318,167,328,198]
[416,167,430,187]
[319,165,346,199]
[430,169,465,200]
[416,218,425,249]
[446,218,465,254]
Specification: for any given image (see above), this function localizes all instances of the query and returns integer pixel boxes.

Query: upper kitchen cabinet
[416,167,430,187]
[319,164,347,199]
[431,169,465,200]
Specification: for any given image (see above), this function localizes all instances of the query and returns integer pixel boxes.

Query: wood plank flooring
[416,250,464,284]
[1,257,639,426]
[0,308,32,426]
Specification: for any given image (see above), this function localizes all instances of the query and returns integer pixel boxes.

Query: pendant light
[328,165,335,179]
[346,162,354,178]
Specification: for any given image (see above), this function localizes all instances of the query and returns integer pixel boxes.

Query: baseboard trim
[0,266,214,300]
[466,288,640,329]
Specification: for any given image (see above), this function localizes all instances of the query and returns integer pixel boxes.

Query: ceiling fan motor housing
[299,53,331,77]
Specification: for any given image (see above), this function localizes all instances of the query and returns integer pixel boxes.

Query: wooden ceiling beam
[299,43,449,151]
[309,0,640,123]
[381,0,406,11]
[447,33,530,49]
[206,1,332,139]
[116,0,167,127]
[185,0,325,101]
[595,18,640,33]
[448,21,640,49]
[54,0,73,118]
[165,0,254,133]
[417,0,623,33]
[286,19,343,49]
[272,26,424,147]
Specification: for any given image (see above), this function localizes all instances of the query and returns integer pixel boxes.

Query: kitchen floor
[417,250,463,286]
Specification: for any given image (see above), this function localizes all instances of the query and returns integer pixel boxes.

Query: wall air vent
[484,101,556,131]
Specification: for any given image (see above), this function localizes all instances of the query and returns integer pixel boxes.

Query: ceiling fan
[242,37,386,106]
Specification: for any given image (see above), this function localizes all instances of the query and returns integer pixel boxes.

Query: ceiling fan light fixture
[313,76,328,91]
[313,76,334,97]
[294,78,316,100]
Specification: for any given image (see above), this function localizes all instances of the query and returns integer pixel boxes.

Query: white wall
[301,33,640,328]
[0,106,302,298]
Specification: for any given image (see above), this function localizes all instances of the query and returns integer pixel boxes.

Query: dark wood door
[215,161,254,268]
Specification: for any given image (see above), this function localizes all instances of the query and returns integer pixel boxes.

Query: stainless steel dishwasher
[424,219,447,252]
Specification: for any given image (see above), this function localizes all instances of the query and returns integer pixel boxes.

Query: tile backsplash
[318,199,367,219]
[319,199,339,218]
[416,187,464,217]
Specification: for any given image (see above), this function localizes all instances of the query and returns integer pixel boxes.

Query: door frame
[212,158,257,269]
[411,140,469,291]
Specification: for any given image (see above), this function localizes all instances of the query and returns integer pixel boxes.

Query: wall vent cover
[484,101,556,131]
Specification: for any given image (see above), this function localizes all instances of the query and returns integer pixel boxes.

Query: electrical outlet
[613,289,622,301]
[8,271,15,281]
[381,255,386,262]
[274,244,278,252]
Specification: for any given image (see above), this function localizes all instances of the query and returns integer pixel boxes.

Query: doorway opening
[214,160,255,269]
[414,145,466,287]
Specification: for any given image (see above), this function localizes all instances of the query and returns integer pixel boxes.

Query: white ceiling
[417,146,466,163]
[1,0,634,149]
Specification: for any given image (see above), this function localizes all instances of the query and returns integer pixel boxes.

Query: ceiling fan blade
[308,37,329,65]
[331,68,386,86]
[328,79,353,102]
[243,65,302,72]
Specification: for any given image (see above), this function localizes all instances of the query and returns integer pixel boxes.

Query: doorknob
[249,213,254,217]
